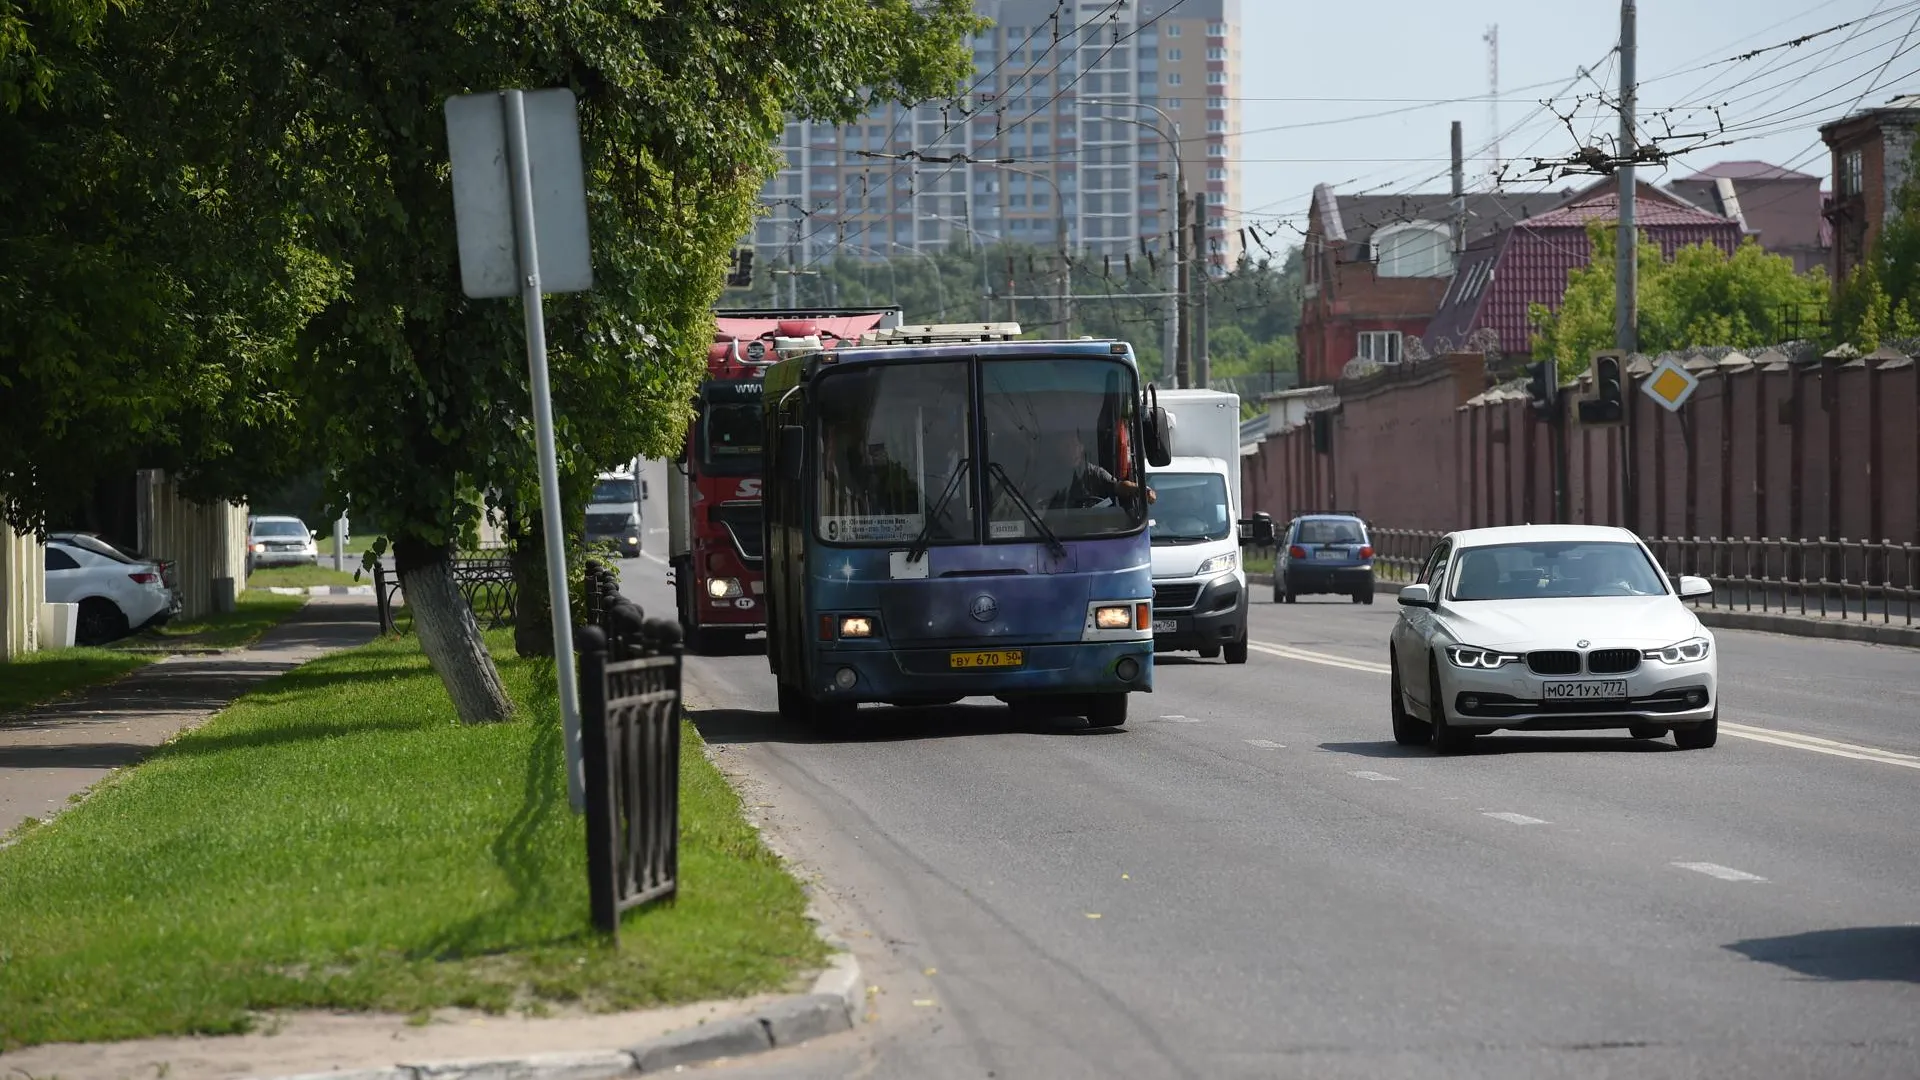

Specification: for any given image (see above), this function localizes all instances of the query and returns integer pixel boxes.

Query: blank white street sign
[446,88,593,298]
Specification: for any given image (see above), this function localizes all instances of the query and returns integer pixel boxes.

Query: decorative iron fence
[576,559,683,939]
[372,554,519,634]
[1368,528,1445,584]
[1646,535,1918,626]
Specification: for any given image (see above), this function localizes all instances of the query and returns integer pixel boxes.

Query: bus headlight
[707,577,742,598]
[839,616,874,638]
[1093,605,1132,630]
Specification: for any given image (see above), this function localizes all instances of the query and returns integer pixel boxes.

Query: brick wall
[1243,352,1920,551]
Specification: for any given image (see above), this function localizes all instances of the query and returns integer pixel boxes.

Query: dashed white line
[1249,639,1920,773]
[1349,770,1399,782]
[640,550,669,566]
[1483,812,1550,825]
[1672,861,1767,882]
[1244,739,1285,749]
[1158,714,1203,723]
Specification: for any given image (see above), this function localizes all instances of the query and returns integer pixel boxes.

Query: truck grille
[711,502,763,562]
[1153,583,1202,610]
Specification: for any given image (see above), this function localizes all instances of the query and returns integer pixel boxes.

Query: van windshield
[1148,473,1229,543]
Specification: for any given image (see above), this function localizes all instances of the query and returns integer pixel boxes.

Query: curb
[250,953,861,1080]
[1247,573,1920,649]
[263,585,375,596]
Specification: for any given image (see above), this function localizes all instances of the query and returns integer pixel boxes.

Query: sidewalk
[0,595,379,838]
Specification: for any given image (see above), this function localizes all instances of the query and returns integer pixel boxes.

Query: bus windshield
[982,357,1144,542]
[815,361,974,544]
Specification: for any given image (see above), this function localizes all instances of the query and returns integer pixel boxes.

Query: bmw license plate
[1542,680,1628,700]
[1314,548,1345,560]
[1152,619,1177,633]
[950,649,1024,669]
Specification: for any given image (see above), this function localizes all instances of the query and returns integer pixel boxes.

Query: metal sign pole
[501,88,585,812]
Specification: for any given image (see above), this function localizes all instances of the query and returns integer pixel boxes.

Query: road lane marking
[1250,639,1920,773]
[1349,770,1399,782]
[1483,812,1549,825]
[1244,739,1285,749]
[1720,722,1920,770]
[640,550,668,566]
[1672,861,1767,882]
[1158,714,1203,723]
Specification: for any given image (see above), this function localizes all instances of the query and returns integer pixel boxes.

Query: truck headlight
[1196,551,1237,576]
[1093,605,1132,629]
[707,577,742,598]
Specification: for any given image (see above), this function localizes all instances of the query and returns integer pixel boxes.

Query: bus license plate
[1542,680,1628,700]
[949,649,1024,669]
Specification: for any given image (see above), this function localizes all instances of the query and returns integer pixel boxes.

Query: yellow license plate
[949,649,1024,669]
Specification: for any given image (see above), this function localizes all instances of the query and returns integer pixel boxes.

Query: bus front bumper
[806,640,1154,704]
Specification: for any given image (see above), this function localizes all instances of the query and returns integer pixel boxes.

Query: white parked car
[1388,525,1719,754]
[247,515,318,570]
[44,534,180,645]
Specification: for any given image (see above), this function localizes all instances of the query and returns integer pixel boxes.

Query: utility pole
[1192,192,1210,389]
[1484,25,1500,188]
[1616,0,1640,530]
[1175,194,1191,388]
[1449,121,1466,260]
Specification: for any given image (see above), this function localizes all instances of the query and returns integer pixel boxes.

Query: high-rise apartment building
[751,0,1239,279]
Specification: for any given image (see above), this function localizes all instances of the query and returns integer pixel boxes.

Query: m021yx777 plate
[1542,680,1627,700]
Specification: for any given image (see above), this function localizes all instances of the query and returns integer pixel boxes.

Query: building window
[1167,23,1181,37]
[1208,71,1227,85]
[1166,72,1182,86]
[1207,96,1225,109]
[1166,47,1182,60]
[1207,167,1227,181]
[1207,119,1226,133]
[1207,21,1225,36]
[1358,331,1403,365]
[1207,46,1226,60]
[1372,222,1453,278]
[1208,143,1225,157]
[1840,148,1864,196]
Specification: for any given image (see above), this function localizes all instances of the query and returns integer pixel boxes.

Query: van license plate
[950,649,1024,669]
[1542,680,1628,700]
[1152,619,1177,633]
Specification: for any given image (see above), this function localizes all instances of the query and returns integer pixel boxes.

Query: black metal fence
[576,559,684,939]
[372,553,518,635]
[1358,526,1917,625]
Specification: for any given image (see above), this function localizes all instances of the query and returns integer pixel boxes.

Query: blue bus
[760,326,1172,729]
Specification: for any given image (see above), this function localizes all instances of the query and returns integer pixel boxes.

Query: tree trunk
[503,500,554,658]
[396,537,515,723]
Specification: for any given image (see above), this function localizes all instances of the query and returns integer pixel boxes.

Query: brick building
[1295,184,1560,387]
[1668,161,1829,275]
[1821,94,1920,292]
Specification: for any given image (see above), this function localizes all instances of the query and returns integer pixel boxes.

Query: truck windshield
[1147,472,1229,543]
[701,400,763,476]
[815,361,974,544]
[982,357,1144,542]
[591,478,636,503]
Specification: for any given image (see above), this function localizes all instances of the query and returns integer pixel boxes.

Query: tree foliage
[1529,222,1830,376]
[1831,177,1920,350]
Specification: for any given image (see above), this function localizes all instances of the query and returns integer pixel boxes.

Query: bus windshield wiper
[906,458,970,563]
[986,461,1067,558]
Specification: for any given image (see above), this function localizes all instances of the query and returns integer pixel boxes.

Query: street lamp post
[888,241,950,321]
[975,161,1072,337]
[1082,98,1188,387]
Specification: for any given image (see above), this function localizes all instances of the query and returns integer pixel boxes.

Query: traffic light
[1525,360,1559,419]
[1578,353,1625,424]
[724,248,754,288]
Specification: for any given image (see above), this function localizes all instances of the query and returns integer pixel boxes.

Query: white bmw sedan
[1388,525,1718,754]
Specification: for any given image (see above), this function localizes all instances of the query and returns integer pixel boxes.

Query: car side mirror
[1397,583,1436,609]
[310,530,319,541]
[778,425,806,483]
[1677,574,1713,599]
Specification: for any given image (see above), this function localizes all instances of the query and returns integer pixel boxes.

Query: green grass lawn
[248,564,366,589]
[1242,549,1275,577]
[116,591,309,652]
[0,648,155,715]
[0,630,823,1050]
[317,535,378,557]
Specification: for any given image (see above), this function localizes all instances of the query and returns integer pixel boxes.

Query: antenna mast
[1484,24,1499,189]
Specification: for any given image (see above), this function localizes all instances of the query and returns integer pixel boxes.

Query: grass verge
[248,565,366,589]
[118,591,309,652]
[0,648,155,715]
[0,629,824,1050]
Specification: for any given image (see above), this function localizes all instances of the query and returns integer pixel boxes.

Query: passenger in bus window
[1056,430,1154,507]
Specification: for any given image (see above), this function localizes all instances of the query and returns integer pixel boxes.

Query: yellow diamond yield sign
[1641,358,1699,412]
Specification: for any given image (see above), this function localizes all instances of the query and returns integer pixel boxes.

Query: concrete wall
[1243,351,1920,555]
[137,470,250,619]
[1,529,44,660]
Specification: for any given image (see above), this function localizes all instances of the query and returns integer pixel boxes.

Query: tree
[1832,177,1920,348]
[1530,222,1830,377]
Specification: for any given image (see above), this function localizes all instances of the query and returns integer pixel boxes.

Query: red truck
[668,306,903,652]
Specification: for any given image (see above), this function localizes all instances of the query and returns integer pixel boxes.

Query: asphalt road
[615,490,1920,1079]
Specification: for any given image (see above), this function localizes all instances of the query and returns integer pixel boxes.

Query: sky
[1231,0,1920,239]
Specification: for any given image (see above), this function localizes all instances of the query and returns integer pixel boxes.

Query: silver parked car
[247,515,318,570]
[1388,525,1719,754]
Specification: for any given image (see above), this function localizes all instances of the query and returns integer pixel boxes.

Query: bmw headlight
[1196,551,1237,576]
[1445,644,1522,669]
[1643,636,1711,664]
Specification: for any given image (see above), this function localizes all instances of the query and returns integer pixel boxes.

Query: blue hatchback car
[1274,514,1375,604]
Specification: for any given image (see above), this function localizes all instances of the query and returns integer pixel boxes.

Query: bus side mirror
[640,480,649,500]
[778,425,805,482]
[1143,406,1172,467]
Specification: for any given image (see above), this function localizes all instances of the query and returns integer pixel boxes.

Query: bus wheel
[812,700,860,737]
[777,681,810,722]
[1086,694,1128,729]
